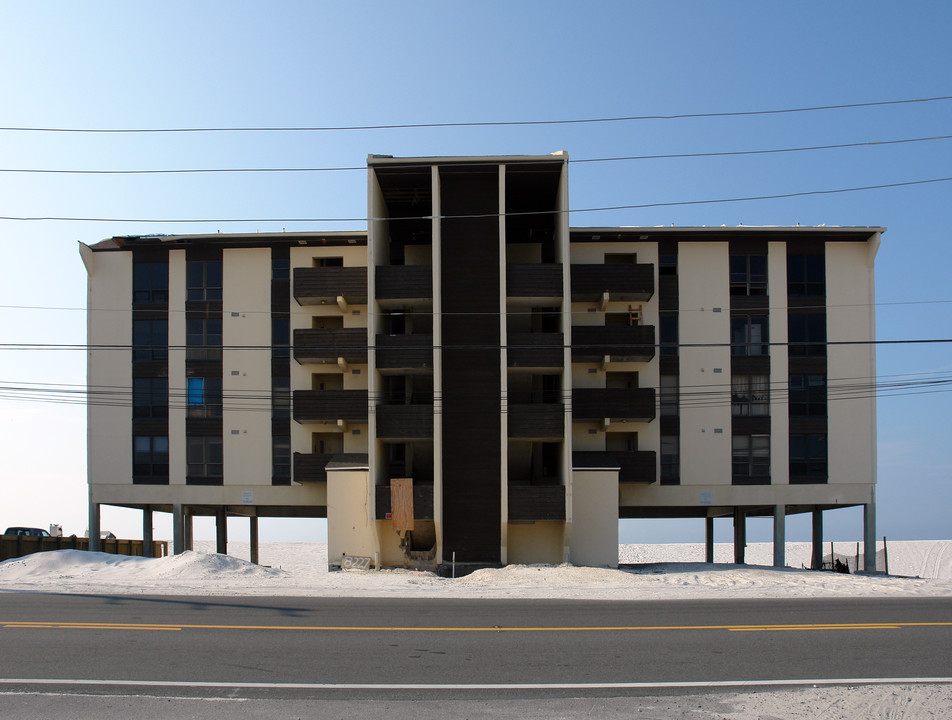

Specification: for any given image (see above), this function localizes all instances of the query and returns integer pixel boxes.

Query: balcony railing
[376,334,433,371]
[507,332,563,369]
[375,482,434,520]
[293,452,333,482]
[375,404,434,439]
[571,325,656,363]
[375,266,432,304]
[570,263,654,302]
[507,403,564,440]
[293,267,367,305]
[293,328,367,365]
[572,450,657,483]
[572,388,656,423]
[292,390,368,424]
[508,485,566,521]
[506,264,564,299]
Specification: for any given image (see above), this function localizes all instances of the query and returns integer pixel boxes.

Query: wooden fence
[1,534,168,562]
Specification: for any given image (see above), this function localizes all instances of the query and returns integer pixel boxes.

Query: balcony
[292,390,368,424]
[293,267,367,305]
[508,403,564,440]
[571,325,656,363]
[376,334,433,371]
[508,485,566,522]
[506,264,564,300]
[375,266,432,308]
[293,328,367,365]
[375,482,434,520]
[573,450,657,484]
[570,263,654,302]
[293,452,369,483]
[572,388,656,423]
[507,332,563,369]
[375,404,434,439]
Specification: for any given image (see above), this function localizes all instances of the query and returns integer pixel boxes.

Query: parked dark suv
[3,527,51,537]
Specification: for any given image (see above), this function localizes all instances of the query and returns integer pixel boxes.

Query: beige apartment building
[81,152,881,573]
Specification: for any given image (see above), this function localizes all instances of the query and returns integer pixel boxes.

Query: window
[186,377,222,418]
[133,436,169,478]
[186,260,223,301]
[787,254,825,296]
[186,318,222,361]
[187,437,223,480]
[133,319,168,362]
[729,254,767,296]
[659,252,677,276]
[133,262,168,304]
[732,435,770,481]
[133,377,168,418]
[790,434,827,480]
[660,435,679,483]
[789,374,827,417]
[314,256,343,267]
[788,313,826,357]
[731,374,769,416]
[272,436,291,484]
[272,258,290,280]
[660,374,679,416]
[731,314,768,356]
[659,313,678,357]
[272,377,290,420]
[272,316,290,358]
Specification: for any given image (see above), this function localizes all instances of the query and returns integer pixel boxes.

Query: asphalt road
[0,593,949,701]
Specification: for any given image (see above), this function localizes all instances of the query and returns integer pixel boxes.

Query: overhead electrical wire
[1,94,949,133]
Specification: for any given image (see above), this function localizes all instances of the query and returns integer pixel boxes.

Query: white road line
[0,677,950,691]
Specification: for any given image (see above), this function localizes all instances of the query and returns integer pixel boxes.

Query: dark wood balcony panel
[293,267,367,305]
[375,265,433,301]
[731,355,771,375]
[292,390,368,423]
[375,404,434,439]
[376,334,433,370]
[507,332,564,369]
[732,416,771,436]
[507,404,564,439]
[375,483,434,520]
[506,264,564,299]
[508,485,566,522]
[730,295,770,311]
[572,388,656,422]
[571,325,656,363]
[293,452,333,483]
[293,328,368,364]
[573,450,657,484]
[570,264,654,302]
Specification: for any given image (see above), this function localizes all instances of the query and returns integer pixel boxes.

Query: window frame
[186,317,223,361]
[731,314,769,356]
[788,312,827,357]
[132,318,168,362]
[731,374,769,417]
[133,261,169,304]
[186,436,223,481]
[789,374,827,417]
[790,433,828,480]
[732,434,770,481]
[729,253,768,296]
[186,260,223,302]
[133,435,169,478]
[133,377,168,419]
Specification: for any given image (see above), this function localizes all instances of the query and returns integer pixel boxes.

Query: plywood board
[390,477,414,532]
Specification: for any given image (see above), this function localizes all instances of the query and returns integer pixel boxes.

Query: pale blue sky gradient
[1,3,949,544]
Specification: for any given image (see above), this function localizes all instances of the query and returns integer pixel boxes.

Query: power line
[2,95,949,133]
[2,176,949,224]
[3,133,950,175]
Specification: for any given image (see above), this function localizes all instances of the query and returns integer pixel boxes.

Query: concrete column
[142,505,153,558]
[732,507,746,564]
[249,516,259,565]
[864,502,877,572]
[773,504,785,567]
[705,517,715,563]
[215,508,228,555]
[88,499,101,553]
[185,509,194,551]
[172,504,185,555]
[811,508,823,569]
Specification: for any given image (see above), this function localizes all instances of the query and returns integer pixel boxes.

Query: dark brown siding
[375,404,434,439]
[507,404,564,440]
[571,325,656,363]
[570,264,654,302]
[572,388,656,422]
[375,334,433,370]
[376,265,432,301]
[439,166,501,564]
[293,266,367,305]
[292,390,368,423]
[508,485,566,521]
[506,264,563,298]
[507,332,564,369]
[293,328,368,364]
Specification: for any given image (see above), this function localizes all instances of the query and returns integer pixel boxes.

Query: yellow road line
[2,621,950,633]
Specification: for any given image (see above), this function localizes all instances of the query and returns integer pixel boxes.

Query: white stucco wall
[768,242,789,484]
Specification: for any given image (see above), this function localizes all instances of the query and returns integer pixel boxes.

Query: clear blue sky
[1,3,949,544]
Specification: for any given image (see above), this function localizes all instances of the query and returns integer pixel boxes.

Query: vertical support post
[249,516,259,566]
[733,507,746,564]
[88,498,101,553]
[142,505,153,558]
[704,517,714,563]
[216,508,227,555]
[863,502,876,572]
[811,507,823,570]
[184,507,194,551]
[773,504,785,567]
[172,504,185,555]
